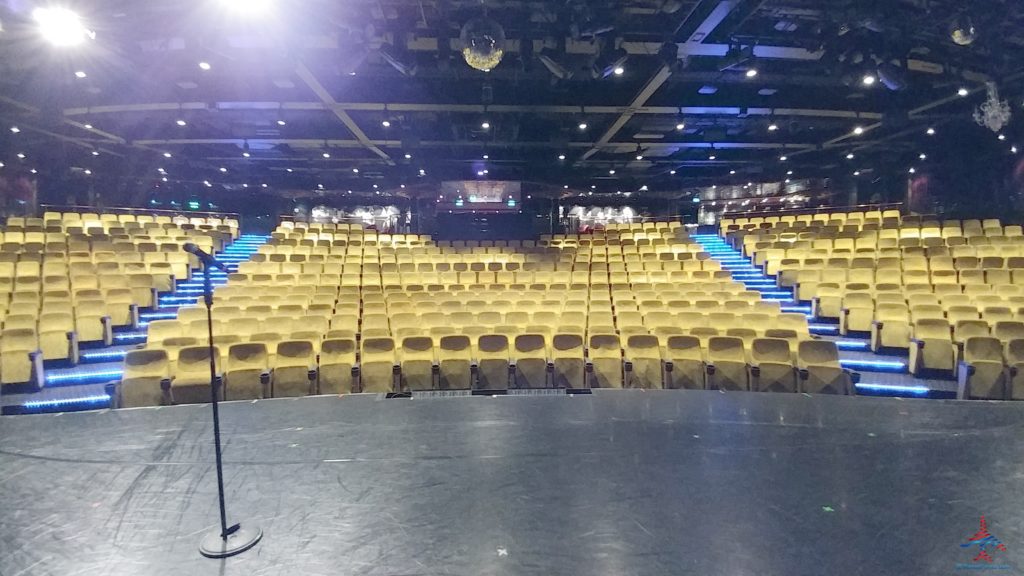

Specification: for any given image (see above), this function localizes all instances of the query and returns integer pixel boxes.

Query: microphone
[183,243,230,273]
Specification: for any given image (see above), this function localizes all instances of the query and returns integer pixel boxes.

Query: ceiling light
[161,177,168,182]
[709,154,717,160]
[381,120,391,127]
[91,150,99,156]
[483,154,489,159]
[163,152,172,158]
[481,121,490,130]
[563,185,569,189]
[84,124,93,129]
[9,126,19,134]
[176,120,187,126]
[352,168,359,173]
[203,180,212,187]
[83,169,91,175]
[419,169,426,175]
[404,153,412,159]
[75,70,88,79]
[477,170,485,176]
[322,152,330,158]
[670,170,676,175]
[635,154,644,161]
[908,167,916,174]
[768,123,778,131]
[33,7,92,47]
[558,154,566,160]
[853,171,861,176]
[613,66,625,76]
[578,122,588,131]
[199,62,211,71]
[745,68,758,78]
[927,127,935,135]
[400,184,406,188]
[729,170,736,175]
[591,185,596,189]
[242,152,250,158]
[1012,146,1018,154]
[998,134,1006,141]
[862,74,876,86]
[779,155,788,161]
[786,170,793,175]
[853,126,865,135]
[609,169,616,175]
[676,123,685,130]
[958,87,969,97]
[919,153,927,160]
[157,168,165,173]
[846,153,855,160]
[30,169,37,174]
[219,167,228,172]
[262,184,268,188]
[784,179,790,183]
[317,184,324,189]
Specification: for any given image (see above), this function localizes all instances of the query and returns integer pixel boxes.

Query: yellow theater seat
[119,349,171,407]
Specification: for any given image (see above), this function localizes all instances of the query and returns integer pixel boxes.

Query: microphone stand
[193,248,263,558]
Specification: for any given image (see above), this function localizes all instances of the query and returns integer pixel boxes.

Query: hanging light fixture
[974,82,1011,133]
[460,15,506,72]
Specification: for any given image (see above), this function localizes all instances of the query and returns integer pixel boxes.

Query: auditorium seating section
[119,219,856,406]
[721,210,1024,399]
[0,212,238,386]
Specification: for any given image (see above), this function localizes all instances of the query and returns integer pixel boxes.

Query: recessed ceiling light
[635,154,644,160]
[613,66,625,76]
[745,68,758,78]
[1012,146,1018,154]
[176,119,187,126]
[161,177,168,182]
[199,62,211,71]
[404,153,412,159]
[768,123,778,131]
[563,185,569,189]
[784,178,790,183]
[30,168,37,174]
[558,154,566,160]
[157,168,165,173]
[277,120,286,126]
[16,153,26,159]
[591,185,596,189]
[419,169,426,175]
[854,171,861,176]
[919,153,927,160]
[853,126,864,135]
[483,154,489,159]
[786,170,793,175]
[481,121,490,129]
[261,183,268,188]
[709,154,716,160]
[286,168,293,172]
[779,155,788,161]
[84,124,93,129]
[729,170,735,175]
[9,126,20,133]
[353,168,359,173]
[861,74,876,86]
[908,167,916,174]
[242,152,250,157]
[846,153,855,160]
[957,87,969,97]
[676,123,685,130]
[381,120,391,127]
[400,184,406,188]
[163,152,172,158]
[670,170,676,175]
[998,134,1006,141]
[75,70,87,79]
[219,167,227,172]
[83,169,91,175]
[203,180,211,187]
[609,169,616,175]
[322,152,330,158]
[578,122,588,130]
[926,127,935,135]
[91,150,99,156]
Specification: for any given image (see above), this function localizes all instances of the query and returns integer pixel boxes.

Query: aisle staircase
[2,235,269,414]
[691,233,949,399]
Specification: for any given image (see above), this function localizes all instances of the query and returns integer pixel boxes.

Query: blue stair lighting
[21,234,270,414]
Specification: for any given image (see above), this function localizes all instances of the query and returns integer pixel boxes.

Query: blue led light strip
[23,394,111,409]
[856,383,929,395]
[45,370,123,384]
[835,340,870,351]
[840,359,907,371]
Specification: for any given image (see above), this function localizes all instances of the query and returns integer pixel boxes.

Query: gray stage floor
[2,391,1023,576]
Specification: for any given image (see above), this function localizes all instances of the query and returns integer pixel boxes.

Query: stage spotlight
[221,0,273,15]
[538,49,573,80]
[33,7,93,47]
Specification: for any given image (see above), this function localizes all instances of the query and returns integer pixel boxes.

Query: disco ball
[460,17,506,72]
[950,15,976,46]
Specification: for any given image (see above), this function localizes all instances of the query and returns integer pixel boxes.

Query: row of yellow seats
[119,333,850,410]
[850,302,1024,346]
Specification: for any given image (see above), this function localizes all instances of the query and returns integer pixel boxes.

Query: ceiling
[0,0,1022,200]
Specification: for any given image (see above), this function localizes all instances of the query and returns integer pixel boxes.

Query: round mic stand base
[199,524,263,558]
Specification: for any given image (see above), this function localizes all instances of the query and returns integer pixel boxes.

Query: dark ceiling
[0,0,1022,200]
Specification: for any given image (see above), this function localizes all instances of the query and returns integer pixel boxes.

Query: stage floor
[2,391,1023,575]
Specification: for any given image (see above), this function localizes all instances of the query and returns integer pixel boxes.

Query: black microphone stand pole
[194,250,263,558]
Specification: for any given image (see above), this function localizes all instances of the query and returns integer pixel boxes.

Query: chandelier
[460,16,506,72]
[973,82,1012,133]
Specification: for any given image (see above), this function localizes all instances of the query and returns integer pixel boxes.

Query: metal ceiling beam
[64,101,884,120]
[294,62,394,166]
[0,94,126,146]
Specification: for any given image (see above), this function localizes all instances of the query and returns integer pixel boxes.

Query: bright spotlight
[676,123,685,130]
[578,122,588,131]
[768,123,778,131]
[74,70,87,79]
[862,74,876,86]
[779,155,788,161]
[745,68,758,78]
[927,127,935,135]
[853,126,865,135]
[957,87,969,97]
[199,62,212,71]
[33,7,93,47]
[613,66,625,76]
[381,120,391,128]
[176,119,187,126]
[846,153,855,160]
[221,0,273,15]
[481,121,491,130]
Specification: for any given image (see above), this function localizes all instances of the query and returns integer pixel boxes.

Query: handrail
[39,204,240,220]
[719,202,903,219]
